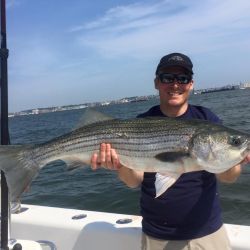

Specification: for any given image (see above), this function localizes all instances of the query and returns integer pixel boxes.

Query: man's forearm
[217,164,242,183]
[117,166,144,188]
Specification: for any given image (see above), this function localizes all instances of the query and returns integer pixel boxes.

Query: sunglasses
[158,73,192,84]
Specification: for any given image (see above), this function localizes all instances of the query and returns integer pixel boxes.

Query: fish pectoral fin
[155,152,190,162]
[62,156,89,170]
[155,172,181,198]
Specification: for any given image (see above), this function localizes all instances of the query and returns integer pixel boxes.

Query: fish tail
[0,145,38,203]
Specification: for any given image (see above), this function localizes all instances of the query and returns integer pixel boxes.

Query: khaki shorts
[141,225,231,250]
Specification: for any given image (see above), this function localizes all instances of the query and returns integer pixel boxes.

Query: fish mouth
[246,141,250,154]
[240,140,250,157]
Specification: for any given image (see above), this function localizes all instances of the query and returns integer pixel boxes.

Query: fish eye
[229,136,242,147]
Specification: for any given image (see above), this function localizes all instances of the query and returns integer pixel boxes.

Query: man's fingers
[106,144,113,168]
[241,154,250,166]
[111,149,121,169]
[91,153,100,170]
[90,143,121,171]
[100,143,107,166]
[246,154,250,163]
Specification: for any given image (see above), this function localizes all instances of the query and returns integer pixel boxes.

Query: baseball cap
[155,52,193,75]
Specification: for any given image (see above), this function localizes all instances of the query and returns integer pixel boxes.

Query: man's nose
[171,80,179,87]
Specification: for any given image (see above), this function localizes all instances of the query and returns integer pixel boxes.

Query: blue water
[9,89,250,225]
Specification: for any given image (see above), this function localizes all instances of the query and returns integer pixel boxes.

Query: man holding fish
[91,53,250,250]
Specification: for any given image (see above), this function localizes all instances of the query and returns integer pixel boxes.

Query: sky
[6,0,250,112]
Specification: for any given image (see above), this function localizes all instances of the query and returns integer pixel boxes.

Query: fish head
[190,128,250,173]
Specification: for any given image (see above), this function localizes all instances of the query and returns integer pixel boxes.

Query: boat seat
[36,240,57,250]
[10,239,57,250]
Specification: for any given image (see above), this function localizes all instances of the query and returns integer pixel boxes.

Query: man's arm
[91,143,143,188]
[216,164,242,183]
[117,166,144,188]
[217,154,250,183]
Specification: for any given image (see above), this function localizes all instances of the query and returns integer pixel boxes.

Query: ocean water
[9,89,250,225]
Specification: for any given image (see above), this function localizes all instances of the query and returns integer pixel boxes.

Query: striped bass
[0,109,250,202]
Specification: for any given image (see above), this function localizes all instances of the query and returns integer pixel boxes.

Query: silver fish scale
[30,118,196,163]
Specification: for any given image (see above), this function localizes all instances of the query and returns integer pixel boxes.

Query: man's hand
[217,154,250,183]
[91,143,121,171]
[90,143,144,188]
[241,154,250,166]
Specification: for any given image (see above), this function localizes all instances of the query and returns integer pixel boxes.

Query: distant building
[240,82,250,89]
[32,109,39,115]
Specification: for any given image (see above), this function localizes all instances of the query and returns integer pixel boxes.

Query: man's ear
[189,80,194,90]
[154,77,159,90]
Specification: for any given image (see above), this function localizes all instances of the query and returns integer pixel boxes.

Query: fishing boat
[7,203,250,250]
[1,2,250,250]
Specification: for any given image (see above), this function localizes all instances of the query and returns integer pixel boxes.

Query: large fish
[0,109,249,202]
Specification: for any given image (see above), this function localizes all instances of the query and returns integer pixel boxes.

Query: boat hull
[11,204,250,250]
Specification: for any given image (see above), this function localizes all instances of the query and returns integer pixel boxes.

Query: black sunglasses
[158,73,192,84]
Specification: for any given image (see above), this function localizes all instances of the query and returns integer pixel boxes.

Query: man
[91,52,250,250]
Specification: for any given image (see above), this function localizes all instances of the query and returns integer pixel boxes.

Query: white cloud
[71,1,168,31]
[8,0,250,111]
[73,0,250,58]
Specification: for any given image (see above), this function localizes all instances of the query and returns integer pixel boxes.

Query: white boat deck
[10,204,250,250]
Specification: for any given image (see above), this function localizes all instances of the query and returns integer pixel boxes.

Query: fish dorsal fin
[77,108,115,127]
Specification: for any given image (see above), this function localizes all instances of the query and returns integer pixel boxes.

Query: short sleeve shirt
[137,104,222,240]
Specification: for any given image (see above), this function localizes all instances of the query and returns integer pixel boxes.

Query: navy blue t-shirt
[137,104,223,240]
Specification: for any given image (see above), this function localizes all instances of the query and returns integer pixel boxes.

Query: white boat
[0,2,249,249]
[8,203,250,250]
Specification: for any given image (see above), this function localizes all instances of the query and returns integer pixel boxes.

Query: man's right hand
[91,143,122,171]
[90,143,144,188]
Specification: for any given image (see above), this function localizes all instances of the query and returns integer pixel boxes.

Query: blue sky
[7,0,250,112]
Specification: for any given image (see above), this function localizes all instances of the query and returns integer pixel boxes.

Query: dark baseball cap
[155,52,193,75]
